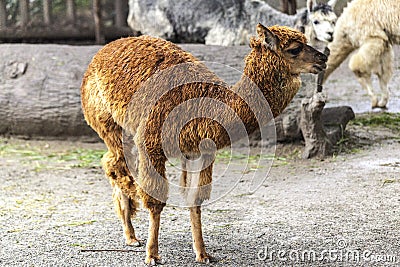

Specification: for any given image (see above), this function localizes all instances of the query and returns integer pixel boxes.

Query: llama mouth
[313,63,327,73]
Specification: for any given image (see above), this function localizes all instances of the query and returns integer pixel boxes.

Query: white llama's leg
[324,35,354,82]
[348,38,387,108]
[351,69,377,108]
[376,45,394,108]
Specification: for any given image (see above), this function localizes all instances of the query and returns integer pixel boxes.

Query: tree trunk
[66,0,76,23]
[0,0,6,29]
[114,0,128,27]
[288,0,297,15]
[93,0,105,44]
[300,93,332,159]
[43,0,52,25]
[281,0,297,15]
[19,0,29,27]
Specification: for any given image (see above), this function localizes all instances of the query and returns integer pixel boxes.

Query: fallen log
[0,44,101,137]
[0,43,249,138]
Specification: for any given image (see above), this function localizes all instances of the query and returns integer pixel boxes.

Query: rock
[321,106,355,144]
[127,0,297,45]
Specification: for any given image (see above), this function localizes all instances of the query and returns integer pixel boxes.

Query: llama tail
[323,35,355,83]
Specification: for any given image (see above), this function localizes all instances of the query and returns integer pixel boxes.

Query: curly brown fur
[81,23,326,265]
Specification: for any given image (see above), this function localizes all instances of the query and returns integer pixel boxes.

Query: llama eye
[288,47,302,56]
[313,20,320,25]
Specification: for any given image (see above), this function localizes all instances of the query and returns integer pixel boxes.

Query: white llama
[323,0,400,108]
[295,0,338,52]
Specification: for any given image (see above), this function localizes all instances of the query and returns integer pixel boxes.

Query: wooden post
[93,0,105,44]
[66,0,76,23]
[300,47,333,159]
[43,0,52,25]
[19,0,29,27]
[114,0,127,28]
[0,0,6,29]
[281,0,297,15]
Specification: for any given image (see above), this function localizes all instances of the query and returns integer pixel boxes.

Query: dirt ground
[0,119,399,266]
[1,46,400,266]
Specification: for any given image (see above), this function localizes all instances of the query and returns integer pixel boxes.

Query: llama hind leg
[181,155,214,263]
[350,68,377,108]
[112,185,141,246]
[349,38,388,108]
[376,46,394,108]
[102,150,141,246]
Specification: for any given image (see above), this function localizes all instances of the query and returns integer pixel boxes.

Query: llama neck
[227,50,301,138]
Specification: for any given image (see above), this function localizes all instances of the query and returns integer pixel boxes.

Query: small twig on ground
[80,249,145,252]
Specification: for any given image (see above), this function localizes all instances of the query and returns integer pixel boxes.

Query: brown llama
[81,23,327,265]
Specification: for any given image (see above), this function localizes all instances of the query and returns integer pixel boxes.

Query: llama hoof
[145,257,166,266]
[129,241,141,247]
[378,99,388,109]
[371,97,379,109]
[378,105,387,109]
[196,254,215,264]
[126,238,142,247]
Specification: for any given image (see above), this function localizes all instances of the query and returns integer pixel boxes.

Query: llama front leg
[378,78,390,108]
[181,155,214,263]
[190,206,212,263]
[102,150,141,246]
[349,55,377,107]
[145,204,165,266]
[136,147,168,265]
[352,71,377,108]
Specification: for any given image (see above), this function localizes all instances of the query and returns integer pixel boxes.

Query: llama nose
[317,52,328,62]
[327,32,334,41]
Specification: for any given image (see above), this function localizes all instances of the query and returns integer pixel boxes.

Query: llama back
[81,36,207,125]
[337,0,400,46]
[81,36,232,140]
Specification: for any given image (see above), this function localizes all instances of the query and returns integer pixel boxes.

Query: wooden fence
[0,0,133,43]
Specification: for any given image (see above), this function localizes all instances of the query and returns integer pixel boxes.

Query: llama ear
[327,0,338,9]
[256,23,279,51]
[307,0,316,13]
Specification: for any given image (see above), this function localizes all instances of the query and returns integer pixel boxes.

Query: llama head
[250,24,327,75]
[307,0,338,43]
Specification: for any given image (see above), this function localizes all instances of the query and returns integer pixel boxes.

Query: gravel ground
[0,124,399,266]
